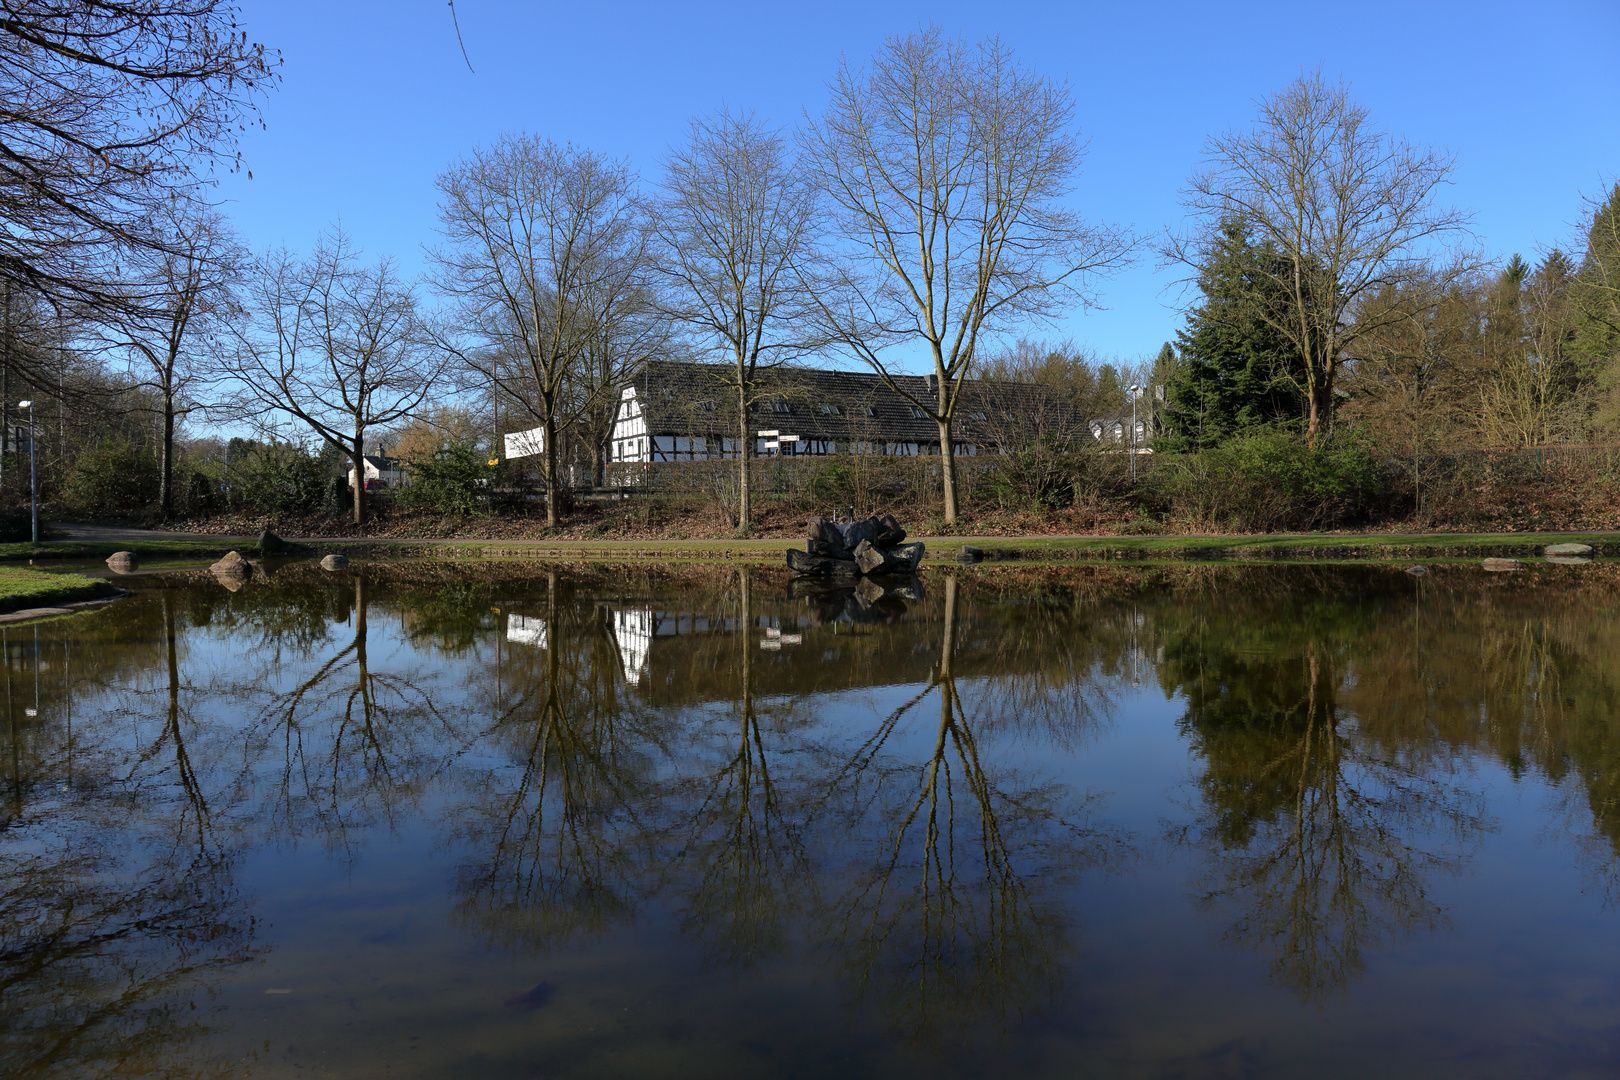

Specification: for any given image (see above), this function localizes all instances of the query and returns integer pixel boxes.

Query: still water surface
[5,561,1620,1079]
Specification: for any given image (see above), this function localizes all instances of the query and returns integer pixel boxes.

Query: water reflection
[0,562,1617,1075]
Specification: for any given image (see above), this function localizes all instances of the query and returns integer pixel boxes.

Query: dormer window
[909,406,926,418]
[819,403,842,416]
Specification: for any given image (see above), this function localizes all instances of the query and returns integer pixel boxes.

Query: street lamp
[16,400,35,542]
[1127,385,1140,481]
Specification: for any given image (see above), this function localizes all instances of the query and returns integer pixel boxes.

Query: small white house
[347,454,407,490]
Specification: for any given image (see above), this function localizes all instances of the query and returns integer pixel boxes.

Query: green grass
[0,539,268,562]
[0,567,119,612]
[0,529,1609,568]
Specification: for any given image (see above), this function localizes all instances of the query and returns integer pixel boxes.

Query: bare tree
[0,2,277,312]
[654,109,821,531]
[431,135,650,526]
[1173,70,1473,446]
[99,208,242,518]
[802,28,1133,522]
[224,229,444,525]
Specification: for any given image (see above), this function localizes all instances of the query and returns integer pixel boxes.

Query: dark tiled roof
[628,361,1077,445]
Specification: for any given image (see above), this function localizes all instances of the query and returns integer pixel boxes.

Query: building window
[819,403,842,416]
[909,405,926,419]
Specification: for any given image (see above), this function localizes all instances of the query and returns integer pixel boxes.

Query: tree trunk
[591,437,604,488]
[938,417,959,523]
[350,431,366,526]
[737,381,751,531]
[159,391,175,519]
[543,417,558,527]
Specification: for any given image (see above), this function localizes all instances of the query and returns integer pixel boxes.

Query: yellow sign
[488,459,499,466]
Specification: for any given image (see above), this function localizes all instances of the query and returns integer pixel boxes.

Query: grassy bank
[0,568,120,612]
[296,530,1620,565]
[0,530,1611,568]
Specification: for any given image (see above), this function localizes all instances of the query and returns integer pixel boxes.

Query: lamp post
[1127,385,1140,481]
[16,399,34,542]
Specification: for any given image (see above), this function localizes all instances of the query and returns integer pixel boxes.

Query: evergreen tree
[1572,185,1620,386]
[1160,223,1308,451]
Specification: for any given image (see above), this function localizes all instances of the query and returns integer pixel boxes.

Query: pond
[4,559,1620,1079]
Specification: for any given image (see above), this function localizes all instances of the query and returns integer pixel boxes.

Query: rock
[258,529,290,554]
[787,548,860,576]
[844,516,882,551]
[320,553,350,571]
[873,514,907,548]
[1482,557,1522,572]
[806,516,849,558]
[1403,564,1427,576]
[1544,543,1594,556]
[105,551,139,574]
[1545,554,1593,565]
[957,545,984,564]
[891,542,925,572]
[853,539,890,575]
[210,550,253,578]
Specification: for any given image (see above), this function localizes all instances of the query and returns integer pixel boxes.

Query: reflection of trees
[812,576,1119,1041]
[1162,604,1490,1000]
[452,574,663,953]
[0,840,254,1080]
[232,575,459,855]
[0,596,257,1080]
[669,568,810,968]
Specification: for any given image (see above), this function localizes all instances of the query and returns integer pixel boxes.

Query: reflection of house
[347,454,407,490]
[609,361,1075,465]
[611,609,653,685]
[506,614,547,647]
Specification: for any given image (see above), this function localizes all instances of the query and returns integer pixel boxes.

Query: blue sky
[215,0,1619,370]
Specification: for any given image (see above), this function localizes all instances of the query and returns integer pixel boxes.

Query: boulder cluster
[787,514,924,577]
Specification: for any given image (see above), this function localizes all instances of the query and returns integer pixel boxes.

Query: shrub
[1159,428,1386,532]
[210,441,338,518]
[398,444,494,516]
[60,439,160,518]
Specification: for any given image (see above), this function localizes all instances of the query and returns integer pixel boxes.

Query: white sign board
[503,426,546,460]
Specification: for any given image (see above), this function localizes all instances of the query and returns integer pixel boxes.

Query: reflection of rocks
[1482,558,1522,572]
[793,574,923,626]
[105,551,138,574]
[320,553,349,571]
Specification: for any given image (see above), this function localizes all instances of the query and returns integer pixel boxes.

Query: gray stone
[957,545,984,564]
[1482,557,1522,572]
[844,516,882,551]
[105,551,139,573]
[1544,543,1594,556]
[1403,564,1427,576]
[320,553,350,571]
[853,539,890,575]
[258,529,290,554]
[806,516,848,558]
[872,514,907,548]
[210,550,252,578]
[892,542,925,572]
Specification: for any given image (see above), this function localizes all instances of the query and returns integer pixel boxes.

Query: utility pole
[18,400,36,542]
[1128,384,1140,482]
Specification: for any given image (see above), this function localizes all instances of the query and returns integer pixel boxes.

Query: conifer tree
[1160,224,1307,450]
